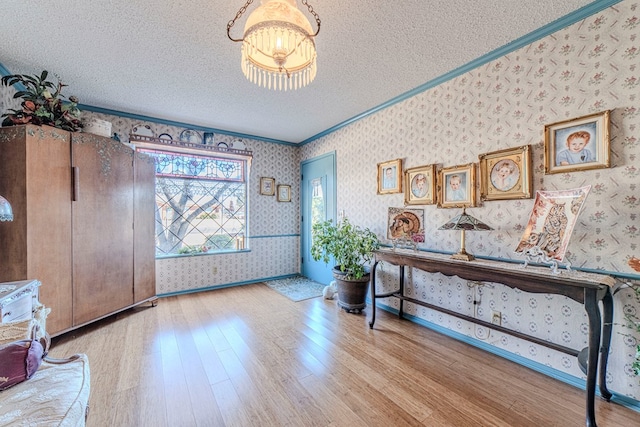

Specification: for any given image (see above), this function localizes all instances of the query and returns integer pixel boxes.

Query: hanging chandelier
[227,0,321,91]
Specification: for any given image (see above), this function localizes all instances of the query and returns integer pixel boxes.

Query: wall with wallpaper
[301,0,640,402]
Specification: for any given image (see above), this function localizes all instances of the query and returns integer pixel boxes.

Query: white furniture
[0,279,40,324]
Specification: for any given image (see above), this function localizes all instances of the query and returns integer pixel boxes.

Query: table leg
[368,261,379,329]
[398,265,405,320]
[599,290,613,401]
[584,288,601,427]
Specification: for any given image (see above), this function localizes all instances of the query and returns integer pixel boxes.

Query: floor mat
[263,276,326,302]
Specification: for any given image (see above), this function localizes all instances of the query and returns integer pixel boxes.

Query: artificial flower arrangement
[1,70,83,132]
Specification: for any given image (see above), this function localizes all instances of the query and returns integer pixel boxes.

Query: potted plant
[311,218,380,313]
[1,70,83,132]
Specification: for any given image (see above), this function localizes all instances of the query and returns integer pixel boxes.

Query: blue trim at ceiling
[299,0,623,145]
[1,0,622,145]
[78,104,298,146]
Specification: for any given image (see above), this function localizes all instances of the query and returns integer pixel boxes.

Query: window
[137,146,249,257]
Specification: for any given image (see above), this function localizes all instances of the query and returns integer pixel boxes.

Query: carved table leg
[584,288,601,427]
[598,290,613,401]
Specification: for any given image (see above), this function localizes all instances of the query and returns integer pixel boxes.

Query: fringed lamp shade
[0,195,13,222]
[228,0,321,91]
[439,208,492,261]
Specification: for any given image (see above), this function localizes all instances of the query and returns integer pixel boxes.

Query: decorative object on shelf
[438,163,477,208]
[311,218,380,313]
[158,133,172,141]
[131,124,154,137]
[544,110,610,174]
[179,129,202,144]
[0,195,13,221]
[377,158,403,194]
[277,184,291,202]
[1,70,82,132]
[217,142,229,149]
[387,207,424,242]
[232,139,247,150]
[438,207,492,261]
[479,145,532,201]
[259,177,275,195]
[515,185,591,270]
[227,0,321,91]
[203,132,215,145]
[82,118,112,137]
[404,164,437,205]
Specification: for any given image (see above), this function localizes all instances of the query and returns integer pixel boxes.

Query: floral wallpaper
[302,0,640,402]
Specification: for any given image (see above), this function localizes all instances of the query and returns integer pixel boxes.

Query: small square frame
[277,184,291,202]
[438,163,476,208]
[479,145,532,201]
[203,132,215,145]
[544,110,610,174]
[260,177,275,196]
[404,164,437,205]
[377,159,403,194]
[387,207,425,240]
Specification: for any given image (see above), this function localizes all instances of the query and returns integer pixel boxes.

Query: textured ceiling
[1,1,597,143]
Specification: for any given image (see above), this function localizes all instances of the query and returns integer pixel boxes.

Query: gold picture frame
[277,184,291,202]
[377,159,403,194]
[479,145,532,201]
[438,163,476,209]
[404,164,437,205]
[260,177,275,195]
[544,110,610,174]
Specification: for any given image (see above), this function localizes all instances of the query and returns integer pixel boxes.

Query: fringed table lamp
[0,195,13,222]
[438,208,492,261]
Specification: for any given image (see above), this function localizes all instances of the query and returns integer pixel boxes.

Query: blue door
[301,152,336,284]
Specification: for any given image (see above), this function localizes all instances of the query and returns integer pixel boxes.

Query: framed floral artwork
[387,207,424,240]
[277,184,291,202]
[438,163,476,208]
[377,159,403,194]
[514,185,591,262]
[544,110,610,174]
[260,177,275,195]
[404,164,437,205]
[479,145,532,201]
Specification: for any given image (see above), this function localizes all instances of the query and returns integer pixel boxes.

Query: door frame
[300,151,337,282]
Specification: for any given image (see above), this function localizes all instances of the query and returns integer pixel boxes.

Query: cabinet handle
[72,166,80,201]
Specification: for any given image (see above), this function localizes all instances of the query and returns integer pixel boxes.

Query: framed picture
[260,177,275,196]
[544,110,610,174]
[514,185,591,262]
[387,207,425,240]
[479,145,532,201]
[404,164,437,205]
[438,163,476,208]
[277,184,291,202]
[203,132,215,145]
[377,159,403,194]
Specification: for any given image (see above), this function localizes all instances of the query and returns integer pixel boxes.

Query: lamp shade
[232,0,320,90]
[0,195,13,221]
[438,208,493,232]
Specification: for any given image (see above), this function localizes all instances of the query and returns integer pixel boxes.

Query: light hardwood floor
[50,283,640,427]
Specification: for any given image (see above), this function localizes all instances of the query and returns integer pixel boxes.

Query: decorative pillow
[0,339,45,391]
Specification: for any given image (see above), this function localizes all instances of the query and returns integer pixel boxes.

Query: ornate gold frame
[438,163,476,209]
[260,177,275,195]
[377,158,403,194]
[479,145,532,201]
[404,164,437,205]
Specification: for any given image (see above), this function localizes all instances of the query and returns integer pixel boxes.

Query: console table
[369,248,615,427]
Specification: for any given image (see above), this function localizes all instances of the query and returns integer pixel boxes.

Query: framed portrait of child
[404,164,436,205]
[437,163,477,209]
[544,110,610,174]
[479,145,532,201]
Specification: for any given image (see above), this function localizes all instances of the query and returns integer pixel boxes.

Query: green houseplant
[1,70,83,132]
[311,218,380,313]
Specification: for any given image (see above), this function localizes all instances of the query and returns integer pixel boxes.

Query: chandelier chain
[227,0,255,42]
[227,0,321,41]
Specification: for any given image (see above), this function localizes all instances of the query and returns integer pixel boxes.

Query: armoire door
[133,152,156,302]
[71,133,135,325]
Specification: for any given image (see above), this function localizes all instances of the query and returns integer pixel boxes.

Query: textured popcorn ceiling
[0,0,595,143]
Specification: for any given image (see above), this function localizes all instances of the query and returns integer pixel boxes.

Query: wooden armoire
[0,124,156,336]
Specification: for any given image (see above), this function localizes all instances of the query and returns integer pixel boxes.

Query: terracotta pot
[332,266,370,314]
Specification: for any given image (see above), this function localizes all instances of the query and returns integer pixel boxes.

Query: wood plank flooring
[50,283,640,427]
